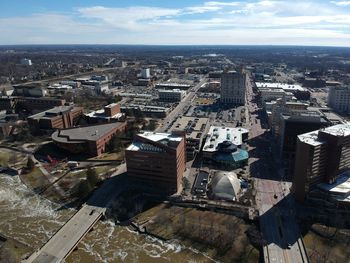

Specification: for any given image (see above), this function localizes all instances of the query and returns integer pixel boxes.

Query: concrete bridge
[25,164,126,263]
[25,205,105,263]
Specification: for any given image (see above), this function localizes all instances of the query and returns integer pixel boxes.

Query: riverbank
[124,203,260,262]
[0,234,33,262]
[303,223,350,263]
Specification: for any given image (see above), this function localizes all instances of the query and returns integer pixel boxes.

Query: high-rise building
[275,110,330,177]
[125,131,186,194]
[220,70,246,105]
[328,86,350,113]
[20,58,32,66]
[293,123,350,201]
[141,68,151,79]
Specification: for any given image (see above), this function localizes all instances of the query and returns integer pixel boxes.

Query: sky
[1,0,350,46]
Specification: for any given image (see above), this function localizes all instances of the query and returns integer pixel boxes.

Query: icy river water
[0,174,217,263]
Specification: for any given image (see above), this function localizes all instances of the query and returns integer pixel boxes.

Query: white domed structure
[208,171,241,201]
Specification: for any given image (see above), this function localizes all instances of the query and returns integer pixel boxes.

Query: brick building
[52,122,127,156]
[85,103,124,124]
[126,131,186,194]
[293,123,350,201]
[28,105,83,130]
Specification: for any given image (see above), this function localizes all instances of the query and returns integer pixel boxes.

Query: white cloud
[184,5,222,14]
[330,1,350,6]
[0,1,350,46]
[205,1,241,6]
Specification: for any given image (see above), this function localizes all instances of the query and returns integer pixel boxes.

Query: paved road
[25,164,127,263]
[245,72,308,263]
[157,78,207,132]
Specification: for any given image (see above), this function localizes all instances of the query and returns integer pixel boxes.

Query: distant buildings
[121,105,169,118]
[79,75,109,94]
[85,103,124,124]
[0,96,65,112]
[13,85,47,97]
[328,86,350,113]
[52,122,126,156]
[28,105,83,131]
[20,58,32,66]
[293,123,350,202]
[256,82,310,101]
[220,70,246,105]
[155,83,191,90]
[126,131,186,194]
[47,84,73,92]
[141,68,151,79]
[158,89,186,102]
[203,126,249,168]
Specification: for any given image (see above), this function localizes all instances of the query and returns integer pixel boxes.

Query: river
[0,174,217,263]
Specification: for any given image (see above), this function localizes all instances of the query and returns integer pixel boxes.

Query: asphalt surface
[156,78,207,132]
[245,74,308,263]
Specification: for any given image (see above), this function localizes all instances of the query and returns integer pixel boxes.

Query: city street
[156,78,207,132]
[245,73,308,263]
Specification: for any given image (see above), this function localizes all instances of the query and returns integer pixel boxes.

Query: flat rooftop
[298,122,350,146]
[127,131,183,151]
[169,116,208,140]
[256,82,306,92]
[158,89,185,93]
[318,172,350,202]
[52,122,125,144]
[85,110,123,120]
[29,105,79,120]
[203,126,248,153]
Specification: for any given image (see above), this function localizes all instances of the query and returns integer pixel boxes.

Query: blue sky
[1,0,350,46]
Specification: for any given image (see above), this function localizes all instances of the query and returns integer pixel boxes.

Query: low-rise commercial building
[155,83,191,90]
[260,89,294,103]
[28,105,83,131]
[169,116,209,159]
[13,85,47,97]
[293,123,350,202]
[203,126,249,168]
[0,96,66,112]
[85,103,124,124]
[256,82,310,101]
[52,122,127,156]
[121,105,169,118]
[126,131,186,194]
[158,89,186,102]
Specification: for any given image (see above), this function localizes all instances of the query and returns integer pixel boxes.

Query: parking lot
[192,170,209,196]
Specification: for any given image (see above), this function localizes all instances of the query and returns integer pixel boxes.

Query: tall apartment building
[276,110,330,177]
[220,70,246,105]
[126,131,186,194]
[28,105,83,131]
[141,68,151,79]
[328,86,350,113]
[293,123,350,201]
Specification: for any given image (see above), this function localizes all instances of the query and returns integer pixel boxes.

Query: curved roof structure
[208,171,241,201]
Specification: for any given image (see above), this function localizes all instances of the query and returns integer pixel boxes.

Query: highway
[245,72,309,263]
[156,77,207,132]
[25,164,127,263]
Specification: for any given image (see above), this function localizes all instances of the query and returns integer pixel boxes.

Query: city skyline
[1,0,350,46]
